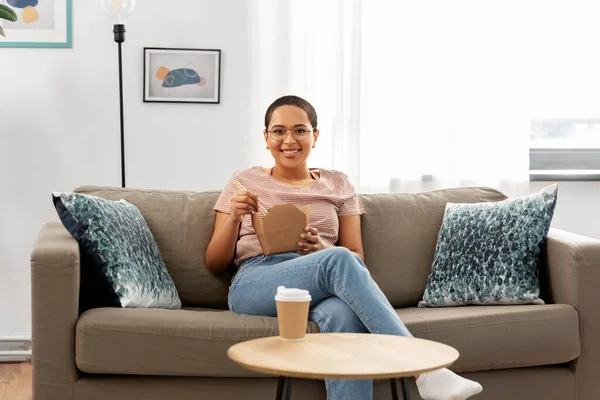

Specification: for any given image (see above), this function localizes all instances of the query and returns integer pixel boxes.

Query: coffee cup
[275,286,312,341]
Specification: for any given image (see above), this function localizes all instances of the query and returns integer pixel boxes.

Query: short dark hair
[264,95,318,129]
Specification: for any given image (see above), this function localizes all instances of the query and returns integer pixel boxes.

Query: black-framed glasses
[267,127,313,141]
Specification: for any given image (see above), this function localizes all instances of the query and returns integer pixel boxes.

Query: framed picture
[143,47,221,104]
[0,0,72,48]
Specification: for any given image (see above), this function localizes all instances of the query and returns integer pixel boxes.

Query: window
[530,120,600,181]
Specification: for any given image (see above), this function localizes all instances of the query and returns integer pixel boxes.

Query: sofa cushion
[53,192,181,311]
[398,304,579,373]
[360,187,507,308]
[75,304,579,377]
[419,184,558,307]
[75,307,320,377]
[74,186,232,309]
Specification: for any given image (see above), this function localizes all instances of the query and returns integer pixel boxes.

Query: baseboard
[0,337,31,362]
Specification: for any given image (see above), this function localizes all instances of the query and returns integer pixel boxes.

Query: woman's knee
[322,247,365,267]
[310,297,367,333]
[321,247,369,280]
[228,282,278,317]
[323,246,354,259]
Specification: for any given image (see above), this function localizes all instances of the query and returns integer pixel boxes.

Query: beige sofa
[31,185,600,400]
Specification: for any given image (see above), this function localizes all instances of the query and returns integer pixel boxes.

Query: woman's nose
[283,132,297,144]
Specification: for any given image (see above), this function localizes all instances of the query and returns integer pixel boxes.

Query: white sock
[416,368,482,400]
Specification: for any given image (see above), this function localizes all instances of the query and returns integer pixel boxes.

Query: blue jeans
[228,247,413,400]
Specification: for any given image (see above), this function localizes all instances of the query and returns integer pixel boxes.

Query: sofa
[31,185,600,400]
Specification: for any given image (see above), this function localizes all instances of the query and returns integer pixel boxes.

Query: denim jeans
[228,247,413,400]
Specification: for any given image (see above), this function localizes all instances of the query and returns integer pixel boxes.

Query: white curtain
[246,0,362,181]
[246,0,600,195]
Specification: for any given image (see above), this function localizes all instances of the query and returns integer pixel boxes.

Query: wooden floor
[0,363,31,400]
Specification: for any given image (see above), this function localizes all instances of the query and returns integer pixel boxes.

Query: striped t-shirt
[214,166,366,266]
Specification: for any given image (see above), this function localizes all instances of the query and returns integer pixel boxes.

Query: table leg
[401,378,410,399]
[275,376,285,400]
[275,377,293,400]
[390,378,411,400]
[284,377,293,399]
[390,378,399,400]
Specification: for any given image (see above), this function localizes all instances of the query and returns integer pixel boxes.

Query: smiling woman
[263,98,320,185]
[205,95,483,400]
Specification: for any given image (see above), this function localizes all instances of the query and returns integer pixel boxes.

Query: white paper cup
[275,286,312,341]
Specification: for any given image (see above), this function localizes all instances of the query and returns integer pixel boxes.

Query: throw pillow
[419,184,558,307]
[53,192,181,311]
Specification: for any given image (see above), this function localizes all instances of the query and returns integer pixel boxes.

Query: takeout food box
[251,204,310,256]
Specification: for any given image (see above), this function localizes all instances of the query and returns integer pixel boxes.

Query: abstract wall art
[143,47,221,104]
[0,0,71,48]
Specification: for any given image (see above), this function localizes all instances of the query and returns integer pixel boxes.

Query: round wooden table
[227,333,459,400]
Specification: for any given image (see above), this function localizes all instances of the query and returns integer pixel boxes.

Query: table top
[227,333,459,380]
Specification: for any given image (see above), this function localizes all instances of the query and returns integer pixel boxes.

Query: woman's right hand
[230,190,260,224]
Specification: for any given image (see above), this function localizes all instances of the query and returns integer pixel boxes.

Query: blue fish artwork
[7,0,38,8]
[156,66,206,88]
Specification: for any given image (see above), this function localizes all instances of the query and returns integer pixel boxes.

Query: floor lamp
[100,0,136,188]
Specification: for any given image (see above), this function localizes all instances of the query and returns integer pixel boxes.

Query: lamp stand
[113,24,126,188]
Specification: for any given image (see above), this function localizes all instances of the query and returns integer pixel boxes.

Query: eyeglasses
[267,127,313,141]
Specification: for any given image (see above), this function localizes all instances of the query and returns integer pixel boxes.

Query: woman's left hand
[297,227,329,254]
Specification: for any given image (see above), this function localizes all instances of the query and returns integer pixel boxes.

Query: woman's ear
[312,129,320,148]
[264,130,270,149]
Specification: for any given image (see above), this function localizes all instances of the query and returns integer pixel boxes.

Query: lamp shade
[100,0,136,24]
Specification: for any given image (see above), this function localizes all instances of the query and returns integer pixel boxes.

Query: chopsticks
[233,180,269,217]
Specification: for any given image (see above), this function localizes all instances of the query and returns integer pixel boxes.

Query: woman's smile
[281,148,301,157]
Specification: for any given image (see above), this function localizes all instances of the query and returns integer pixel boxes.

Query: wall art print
[143,47,221,104]
[0,0,72,48]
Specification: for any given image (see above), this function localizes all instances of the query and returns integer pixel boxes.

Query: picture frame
[143,47,221,104]
[0,0,72,48]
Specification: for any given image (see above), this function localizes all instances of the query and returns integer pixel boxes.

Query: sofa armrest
[31,222,80,400]
[542,228,600,398]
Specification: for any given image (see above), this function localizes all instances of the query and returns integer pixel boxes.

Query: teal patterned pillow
[419,184,558,307]
[53,192,181,311]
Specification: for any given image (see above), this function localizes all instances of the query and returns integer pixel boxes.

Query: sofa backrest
[360,187,507,308]
[74,185,506,309]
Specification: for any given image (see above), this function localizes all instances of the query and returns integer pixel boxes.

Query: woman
[206,95,482,400]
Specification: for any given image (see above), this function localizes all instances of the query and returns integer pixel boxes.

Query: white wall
[1,1,599,339]
[529,181,600,240]
[0,1,252,338]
